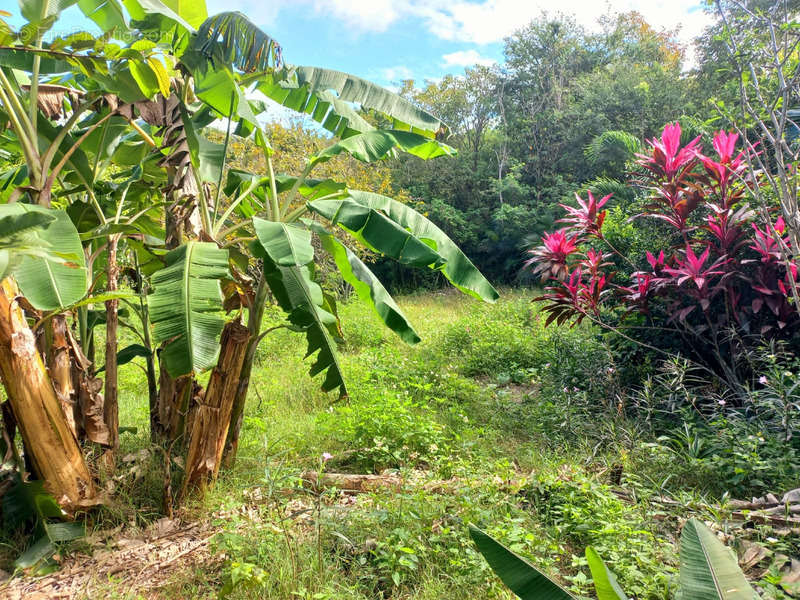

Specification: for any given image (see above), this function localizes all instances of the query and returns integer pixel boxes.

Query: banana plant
[130,7,500,488]
[0,0,500,503]
[469,519,759,599]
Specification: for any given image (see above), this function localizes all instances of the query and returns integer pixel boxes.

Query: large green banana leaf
[20,0,79,21]
[469,525,574,600]
[251,218,345,395]
[310,130,455,168]
[77,0,128,33]
[256,76,375,139]
[309,191,499,302]
[0,209,56,279]
[585,547,629,600]
[252,218,314,267]
[307,197,445,268]
[259,66,446,138]
[148,241,229,377]
[309,223,420,344]
[1,204,87,310]
[679,519,757,600]
[261,254,347,397]
[191,12,280,73]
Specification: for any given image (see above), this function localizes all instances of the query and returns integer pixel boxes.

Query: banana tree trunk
[222,276,269,467]
[155,364,199,444]
[180,320,249,499]
[47,315,79,439]
[0,277,97,512]
[103,235,121,459]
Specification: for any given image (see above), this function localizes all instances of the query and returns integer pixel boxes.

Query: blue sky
[6,0,714,87]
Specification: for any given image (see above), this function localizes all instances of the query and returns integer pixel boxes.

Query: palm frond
[584,130,641,166]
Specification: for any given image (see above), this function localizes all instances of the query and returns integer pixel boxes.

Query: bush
[527,122,800,390]
[318,394,450,472]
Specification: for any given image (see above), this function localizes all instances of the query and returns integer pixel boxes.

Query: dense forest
[0,0,799,598]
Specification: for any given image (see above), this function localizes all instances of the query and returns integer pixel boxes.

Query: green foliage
[2,204,87,310]
[469,525,574,599]
[471,518,753,600]
[148,241,230,377]
[318,394,449,472]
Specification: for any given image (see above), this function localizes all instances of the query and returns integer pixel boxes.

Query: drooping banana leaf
[679,519,757,600]
[0,210,56,279]
[307,197,445,269]
[310,130,455,168]
[256,75,374,139]
[308,192,498,302]
[0,204,87,310]
[127,0,201,31]
[256,246,346,397]
[468,525,575,600]
[179,49,258,126]
[309,222,420,345]
[258,65,446,138]
[148,241,229,377]
[585,547,629,600]
[191,11,281,73]
[252,218,314,267]
[224,169,345,200]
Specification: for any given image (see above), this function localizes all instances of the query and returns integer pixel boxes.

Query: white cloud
[318,1,711,52]
[208,0,715,64]
[442,49,496,67]
[380,65,415,81]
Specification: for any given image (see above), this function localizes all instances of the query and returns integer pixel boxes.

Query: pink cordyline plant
[529,122,800,380]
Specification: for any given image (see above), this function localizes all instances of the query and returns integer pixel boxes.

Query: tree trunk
[0,277,97,512]
[47,315,79,439]
[154,363,200,445]
[222,275,269,467]
[103,235,121,460]
[180,320,249,499]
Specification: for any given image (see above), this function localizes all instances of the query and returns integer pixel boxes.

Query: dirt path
[0,518,219,599]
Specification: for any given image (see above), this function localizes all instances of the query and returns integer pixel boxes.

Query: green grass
[7,289,798,599]
[104,289,681,599]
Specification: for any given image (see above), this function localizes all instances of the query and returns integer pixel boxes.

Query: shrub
[527,122,800,391]
[318,394,449,472]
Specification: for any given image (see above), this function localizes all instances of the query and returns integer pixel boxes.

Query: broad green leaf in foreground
[257,248,346,397]
[1,204,87,310]
[312,191,499,302]
[148,241,229,377]
[310,130,455,168]
[468,525,575,600]
[259,65,446,138]
[252,218,314,267]
[679,519,757,600]
[307,197,444,269]
[586,547,629,600]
